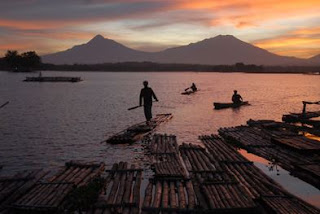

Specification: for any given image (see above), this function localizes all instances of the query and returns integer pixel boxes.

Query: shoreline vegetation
[1,60,320,74]
[0,50,319,73]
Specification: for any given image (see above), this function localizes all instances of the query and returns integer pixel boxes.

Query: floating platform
[91,162,142,214]
[282,111,320,128]
[213,101,249,110]
[24,76,82,82]
[148,134,186,179]
[105,113,173,144]
[0,169,48,212]
[10,161,104,213]
[219,121,320,189]
[142,134,319,213]
[1,134,319,213]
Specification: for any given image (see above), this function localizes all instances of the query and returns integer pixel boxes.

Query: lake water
[0,71,319,207]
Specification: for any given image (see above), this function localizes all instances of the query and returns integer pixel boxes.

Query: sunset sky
[0,0,319,58]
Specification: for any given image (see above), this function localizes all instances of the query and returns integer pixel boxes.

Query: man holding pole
[140,81,158,124]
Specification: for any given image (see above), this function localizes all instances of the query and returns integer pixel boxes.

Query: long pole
[0,101,9,109]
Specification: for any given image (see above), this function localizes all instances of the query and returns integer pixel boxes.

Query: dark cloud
[0,1,173,21]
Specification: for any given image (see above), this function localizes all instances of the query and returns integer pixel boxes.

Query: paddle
[128,100,158,111]
[0,101,9,109]
[184,87,190,91]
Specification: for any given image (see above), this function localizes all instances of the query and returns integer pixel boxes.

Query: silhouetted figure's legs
[144,105,152,124]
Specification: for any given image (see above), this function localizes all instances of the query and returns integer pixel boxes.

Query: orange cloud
[177,0,320,28]
[253,27,320,58]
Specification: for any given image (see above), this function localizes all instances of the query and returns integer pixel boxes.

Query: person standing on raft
[232,90,243,104]
[140,81,158,124]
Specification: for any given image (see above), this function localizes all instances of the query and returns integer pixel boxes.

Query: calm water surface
[0,71,319,207]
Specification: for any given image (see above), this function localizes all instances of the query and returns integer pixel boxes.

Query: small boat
[181,90,198,95]
[214,101,249,110]
[105,113,173,144]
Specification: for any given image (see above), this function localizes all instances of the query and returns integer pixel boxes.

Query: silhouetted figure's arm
[152,89,158,101]
[239,95,243,102]
[139,89,143,106]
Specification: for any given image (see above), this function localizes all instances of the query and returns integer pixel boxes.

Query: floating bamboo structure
[219,124,320,189]
[247,119,320,137]
[142,178,199,213]
[179,143,220,173]
[149,134,178,155]
[24,76,82,82]
[148,134,186,179]
[11,161,104,213]
[0,169,48,212]
[199,182,257,212]
[153,157,186,179]
[260,196,319,214]
[200,135,250,163]
[91,162,142,214]
[272,136,320,152]
[198,135,319,213]
[282,111,320,128]
[106,114,173,144]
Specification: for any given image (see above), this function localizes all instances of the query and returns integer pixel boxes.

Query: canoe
[214,101,249,110]
[181,90,198,95]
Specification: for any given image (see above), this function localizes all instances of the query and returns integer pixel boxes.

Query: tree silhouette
[21,51,41,69]
[4,50,21,69]
[4,50,41,71]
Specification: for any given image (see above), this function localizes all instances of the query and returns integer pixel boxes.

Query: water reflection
[238,149,320,208]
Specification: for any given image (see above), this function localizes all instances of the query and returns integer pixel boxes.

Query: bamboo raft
[92,162,142,214]
[141,178,199,213]
[200,135,250,163]
[198,182,257,212]
[148,135,186,179]
[0,169,48,212]
[260,196,319,214]
[247,119,320,137]
[153,155,186,179]
[179,143,220,173]
[272,136,320,152]
[106,114,173,144]
[282,111,320,128]
[219,126,274,148]
[149,134,178,155]
[219,124,320,189]
[198,135,319,213]
[11,161,104,213]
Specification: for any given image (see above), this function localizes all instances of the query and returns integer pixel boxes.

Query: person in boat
[190,83,197,92]
[232,90,243,104]
[140,81,158,124]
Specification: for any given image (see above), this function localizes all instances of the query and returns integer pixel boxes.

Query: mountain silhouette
[42,35,149,64]
[42,35,318,66]
[308,54,320,64]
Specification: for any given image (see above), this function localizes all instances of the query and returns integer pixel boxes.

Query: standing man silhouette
[140,81,158,124]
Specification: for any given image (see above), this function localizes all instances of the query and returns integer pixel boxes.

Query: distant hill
[308,54,320,64]
[42,35,150,64]
[42,35,318,66]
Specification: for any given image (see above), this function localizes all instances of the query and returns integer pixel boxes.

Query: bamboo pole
[152,180,162,208]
